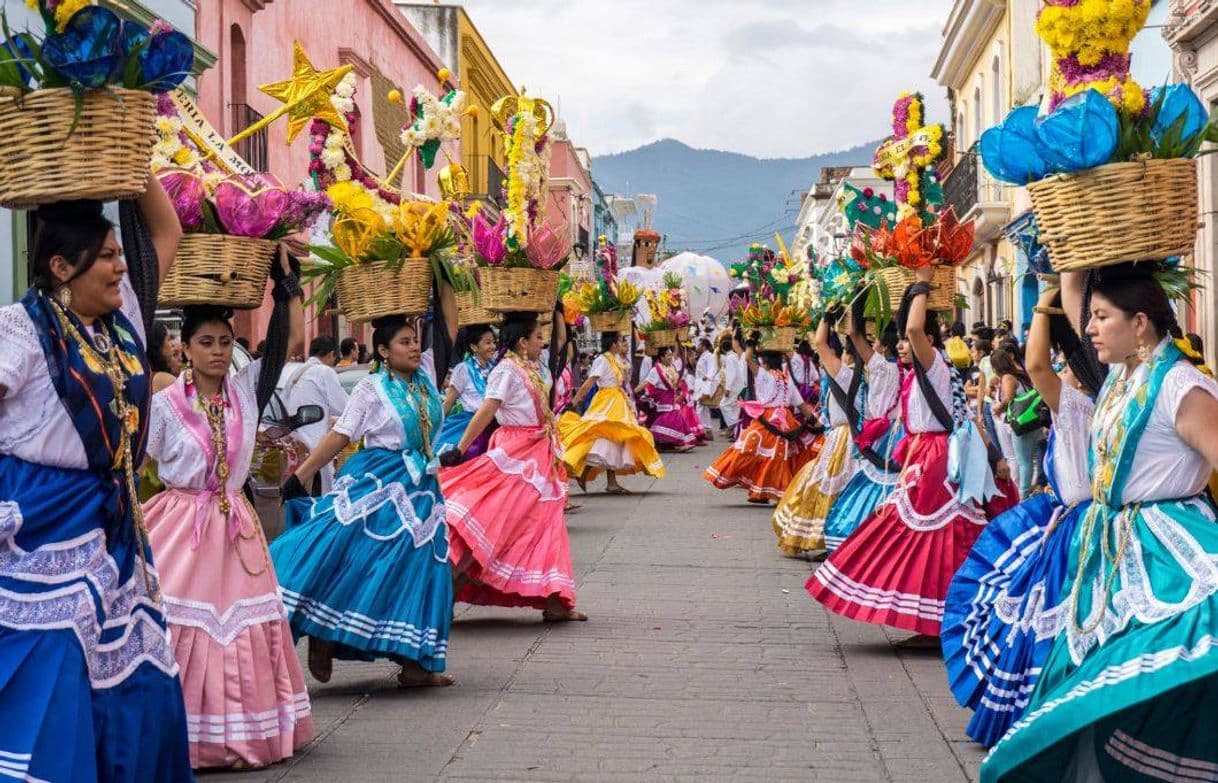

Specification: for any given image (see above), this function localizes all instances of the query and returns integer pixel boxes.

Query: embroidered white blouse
[754,367,803,409]
[333,373,439,451]
[0,276,145,469]
[1051,382,1095,507]
[1117,361,1218,502]
[588,354,628,390]
[903,352,953,435]
[864,354,901,421]
[485,361,550,427]
[145,362,261,491]
[448,359,493,412]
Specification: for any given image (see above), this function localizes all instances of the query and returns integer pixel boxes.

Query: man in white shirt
[285,336,350,494]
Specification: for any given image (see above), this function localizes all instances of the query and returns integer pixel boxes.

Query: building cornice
[932,0,1006,88]
[1165,1,1218,45]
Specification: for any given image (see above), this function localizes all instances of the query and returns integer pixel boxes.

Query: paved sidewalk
[205,449,984,782]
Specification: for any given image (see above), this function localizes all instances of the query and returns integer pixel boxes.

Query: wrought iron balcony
[230,103,269,173]
[943,144,979,219]
[942,143,1010,247]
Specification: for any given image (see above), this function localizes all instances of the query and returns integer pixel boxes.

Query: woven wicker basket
[758,326,797,353]
[455,289,502,326]
[336,259,431,322]
[1028,159,1199,271]
[874,265,955,313]
[159,234,277,309]
[480,267,559,313]
[0,88,155,209]
[647,329,678,349]
[588,309,633,333]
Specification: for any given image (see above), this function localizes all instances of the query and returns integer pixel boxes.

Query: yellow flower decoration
[394,200,451,258]
[326,181,376,218]
[53,0,92,31]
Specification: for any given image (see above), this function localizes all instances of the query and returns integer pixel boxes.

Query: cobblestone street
[208,450,985,782]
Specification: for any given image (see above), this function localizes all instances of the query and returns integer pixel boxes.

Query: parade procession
[4,0,1218,780]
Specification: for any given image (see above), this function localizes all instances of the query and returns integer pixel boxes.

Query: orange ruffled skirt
[704,407,820,501]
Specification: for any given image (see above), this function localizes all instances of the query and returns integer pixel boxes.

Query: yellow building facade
[933,0,1043,334]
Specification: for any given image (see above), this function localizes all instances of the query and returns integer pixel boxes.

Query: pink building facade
[195,0,452,348]
[544,133,594,254]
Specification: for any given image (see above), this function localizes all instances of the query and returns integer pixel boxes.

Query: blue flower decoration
[121,23,193,92]
[40,5,192,92]
[1033,90,1118,173]
[41,5,125,88]
[980,105,1050,186]
[0,35,36,87]
[1150,84,1208,145]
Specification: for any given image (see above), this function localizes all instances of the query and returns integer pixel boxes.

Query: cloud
[454,0,952,157]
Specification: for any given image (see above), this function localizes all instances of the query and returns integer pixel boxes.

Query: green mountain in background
[591,137,884,263]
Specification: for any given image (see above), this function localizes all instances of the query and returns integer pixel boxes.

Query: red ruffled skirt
[703,407,820,501]
[441,425,576,611]
[806,431,989,636]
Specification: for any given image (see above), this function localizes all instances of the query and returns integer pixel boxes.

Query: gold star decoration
[250,42,354,145]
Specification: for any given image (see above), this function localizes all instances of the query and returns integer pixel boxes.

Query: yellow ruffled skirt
[559,387,666,479]
[772,423,855,556]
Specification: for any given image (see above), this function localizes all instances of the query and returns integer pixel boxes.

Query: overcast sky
[457,0,1175,160]
[459,0,953,159]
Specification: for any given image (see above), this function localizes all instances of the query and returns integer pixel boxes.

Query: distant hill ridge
[591,137,884,262]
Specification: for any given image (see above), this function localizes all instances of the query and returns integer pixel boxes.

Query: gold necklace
[198,384,268,577]
[52,303,159,600]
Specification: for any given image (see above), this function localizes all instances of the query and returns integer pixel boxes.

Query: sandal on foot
[564,502,583,513]
[605,485,632,495]
[543,608,589,622]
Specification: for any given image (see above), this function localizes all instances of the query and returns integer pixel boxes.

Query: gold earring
[55,286,71,309]
[1137,343,1150,362]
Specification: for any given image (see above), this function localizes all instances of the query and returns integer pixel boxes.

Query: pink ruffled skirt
[146,488,313,769]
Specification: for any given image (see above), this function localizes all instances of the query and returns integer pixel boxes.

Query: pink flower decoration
[213,177,290,238]
[525,222,569,270]
[472,211,508,265]
[156,168,205,231]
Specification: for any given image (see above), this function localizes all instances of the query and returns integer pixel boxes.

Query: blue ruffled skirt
[822,425,903,552]
[435,409,493,460]
[0,455,191,782]
[941,491,1086,746]
[271,447,453,671]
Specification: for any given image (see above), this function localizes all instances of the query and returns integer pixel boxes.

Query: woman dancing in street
[440,313,586,622]
[772,314,856,555]
[559,331,665,494]
[941,283,1101,747]
[272,317,454,688]
[704,341,820,504]
[143,253,313,769]
[807,266,998,645]
[0,186,195,780]
[639,345,698,451]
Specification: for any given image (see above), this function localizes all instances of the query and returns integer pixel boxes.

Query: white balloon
[658,252,732,318]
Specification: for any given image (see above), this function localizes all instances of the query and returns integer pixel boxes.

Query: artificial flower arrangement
[639,271,692,344]
[980,0,1210,271]
[727,240,809,301]
[393,69,466,170]
[493,93,556,254]
[873,92,945,218]
[0,2,192,94]
[308,71,405,225]
[567,241,642,332]
[302,184,456,318]
[152,96,332,242]
[0,1,194,207]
